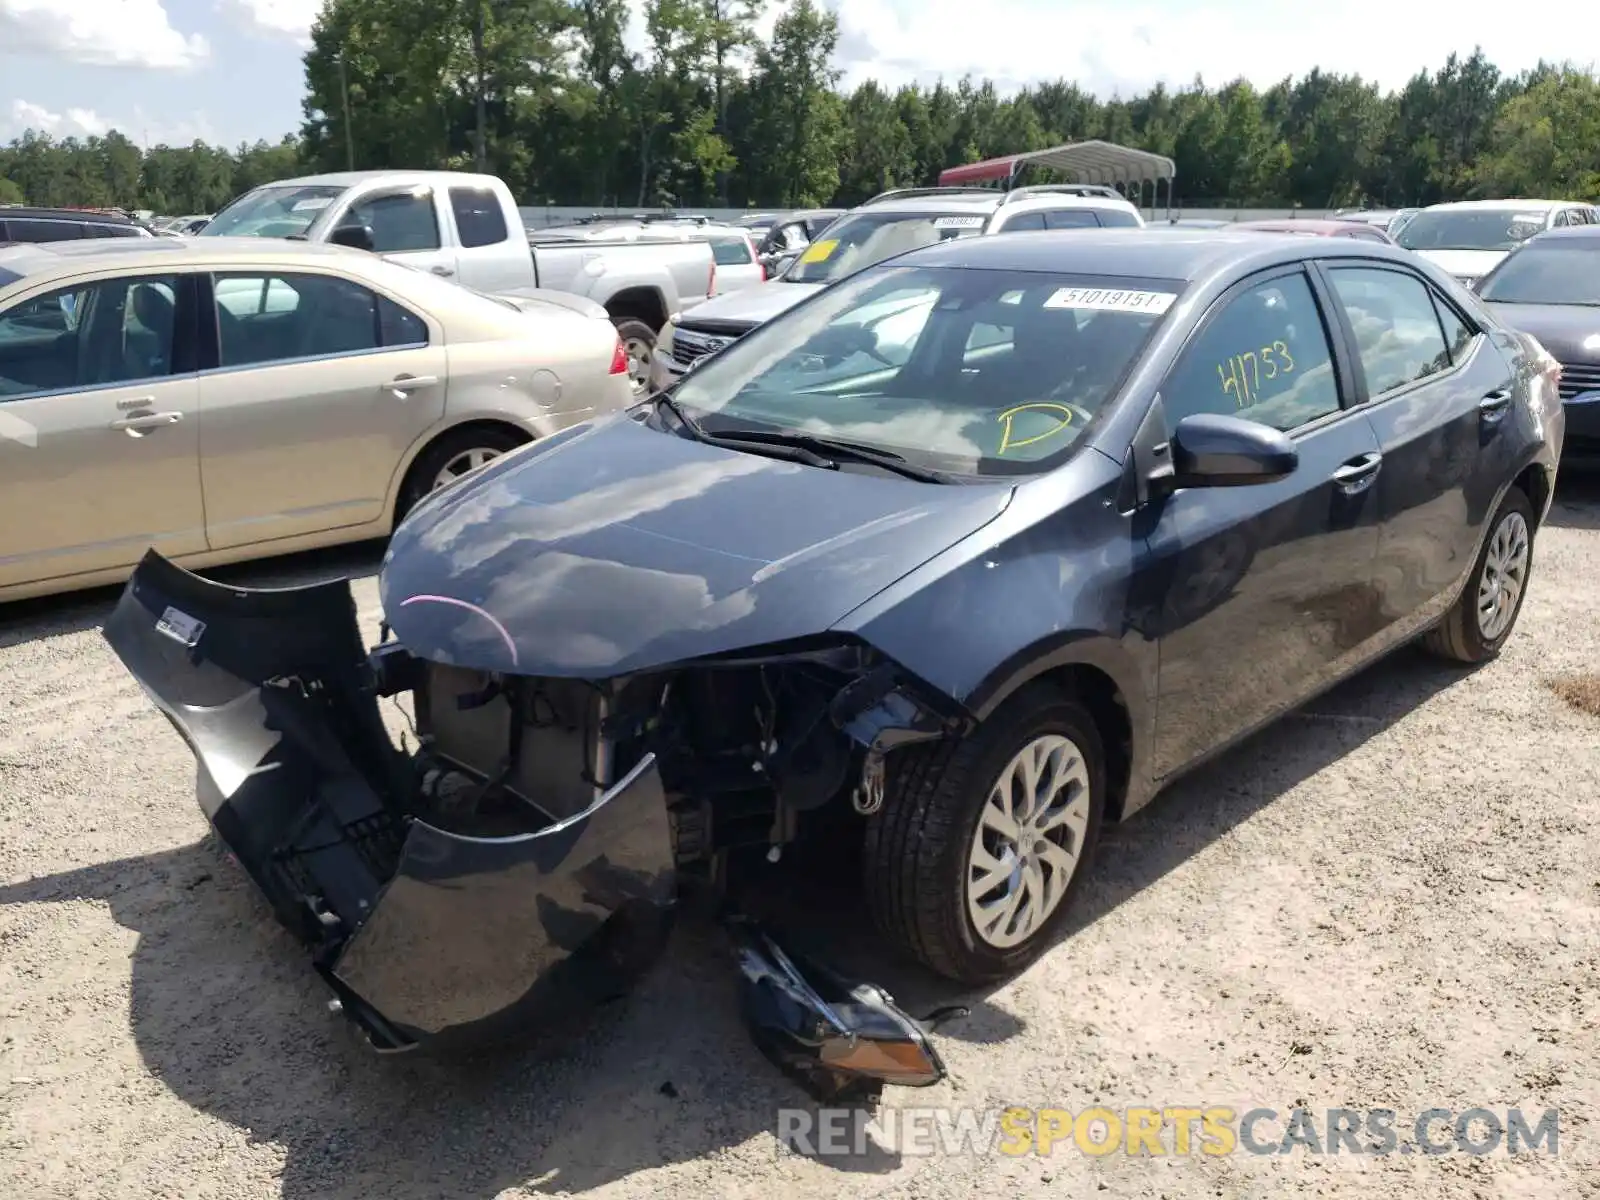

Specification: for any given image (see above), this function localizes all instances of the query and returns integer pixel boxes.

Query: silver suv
[648,184,1146,390]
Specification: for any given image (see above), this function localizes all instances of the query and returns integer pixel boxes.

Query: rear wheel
[612,318,656,399]
[863,682,1105,983]
[1422,486,1534,663]
[396,426,527,524]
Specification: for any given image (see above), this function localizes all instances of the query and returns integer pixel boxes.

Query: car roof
[0,206,138,224]
[1526,225,1600,244]
[1236,219,1371,235]
[1419,199,1573,213]
[252,170,506,190]
[0,236,371,282]
[897,227,1418,283]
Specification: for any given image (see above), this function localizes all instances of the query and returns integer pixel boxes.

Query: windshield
[1478,246,1600,306]
[672,264,1180,477]
[200,184,345,238]
[1397,208,1548,252]
[780,210,989,284]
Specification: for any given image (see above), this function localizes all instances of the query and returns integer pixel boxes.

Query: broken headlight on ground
[104,549,964,1097]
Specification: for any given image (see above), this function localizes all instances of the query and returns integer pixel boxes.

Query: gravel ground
[2,481,1598,1200]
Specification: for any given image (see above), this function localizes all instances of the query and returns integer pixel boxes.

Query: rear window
[449,186,509,248]
[710,236,754,266]
[1092,208,1140,228]
[1478,246,1600,306]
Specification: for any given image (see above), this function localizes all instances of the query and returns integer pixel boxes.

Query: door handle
[1479,389,1512,422]
[109,411,183,435]
[1331,451,1383,491]
[383,374,439,395]
[430,265,455,277]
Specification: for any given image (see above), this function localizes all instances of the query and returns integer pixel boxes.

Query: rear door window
[1325,266,1453,398]
[211,271,428,368]
[1079,208,1138,228]
[448,186,509,248]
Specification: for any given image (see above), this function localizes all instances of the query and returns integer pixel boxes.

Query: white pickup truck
[198,169,717,394]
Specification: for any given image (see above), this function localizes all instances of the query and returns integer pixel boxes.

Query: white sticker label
[934,215,985,229]
[1512,212,1545,225]
[1044,287,1177,314]
[291,197,333,212]
[155,606,206,648]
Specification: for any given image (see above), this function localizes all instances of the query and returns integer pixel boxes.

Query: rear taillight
[609,337,628,375]
[760,262,769,281]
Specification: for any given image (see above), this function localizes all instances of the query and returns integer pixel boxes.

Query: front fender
[835,454,1158,802]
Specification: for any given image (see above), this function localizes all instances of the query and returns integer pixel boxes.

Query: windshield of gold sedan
[779,211,989,284]
[200,184,345,238]
[672,264,1183,477]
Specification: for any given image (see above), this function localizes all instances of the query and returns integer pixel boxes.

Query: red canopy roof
[938,140,1177,190]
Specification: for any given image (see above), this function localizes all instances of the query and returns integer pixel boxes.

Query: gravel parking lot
[2,480,1598,1200]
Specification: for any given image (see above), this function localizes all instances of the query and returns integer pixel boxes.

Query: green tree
[744,0,842,205]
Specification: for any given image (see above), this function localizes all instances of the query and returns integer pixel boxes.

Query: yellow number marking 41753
[1217,339,1294,407]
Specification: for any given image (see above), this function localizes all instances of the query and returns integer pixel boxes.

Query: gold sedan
[0,237,634,602]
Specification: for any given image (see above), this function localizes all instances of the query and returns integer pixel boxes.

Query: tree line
[4,2,1599,217]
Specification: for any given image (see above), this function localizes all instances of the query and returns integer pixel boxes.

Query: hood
[1482,302,1600,363]
[488,286,610,322]
[1412,248,1508,281]
[379,416,1013,677]
[681,281,825,329]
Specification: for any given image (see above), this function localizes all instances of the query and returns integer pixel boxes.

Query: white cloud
[2,99,217,146]
[4,99,108,139]
[222,0,323,44]
[825,0,1598,97]
[0,0,207,69]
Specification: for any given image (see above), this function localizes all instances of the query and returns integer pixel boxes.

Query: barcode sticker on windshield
[1512,213,1545,225]
[934,216,985,229]
[291,197,333,212]
[1044,287,1177,314]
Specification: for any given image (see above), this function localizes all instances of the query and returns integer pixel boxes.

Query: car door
[196,267,448,550]
[342,186,461,281]
[445,184,518,292]
[0,270,205,589]
[1136,265,1386,778]
[1313,259,1520,644]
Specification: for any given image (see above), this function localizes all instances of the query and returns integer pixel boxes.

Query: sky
[0,0,1596,149]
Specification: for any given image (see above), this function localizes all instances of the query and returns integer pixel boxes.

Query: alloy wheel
[1477,509,1530,641]
[965,733,1093,949]
[431,446,503,492]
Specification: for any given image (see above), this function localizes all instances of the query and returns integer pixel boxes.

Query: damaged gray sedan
[104,230,1560,1099]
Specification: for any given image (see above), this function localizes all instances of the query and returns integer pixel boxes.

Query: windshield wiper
[649,394,837,469]
[704,429,953,483]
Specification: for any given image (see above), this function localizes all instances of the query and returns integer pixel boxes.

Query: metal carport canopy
[938,139,1177,192]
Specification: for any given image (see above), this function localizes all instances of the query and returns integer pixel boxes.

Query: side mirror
[1170,412,1298,487]
[329,222,376,252]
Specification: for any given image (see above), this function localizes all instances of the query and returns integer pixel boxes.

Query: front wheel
[863,682,1105,983]
[1422,485,1535,663]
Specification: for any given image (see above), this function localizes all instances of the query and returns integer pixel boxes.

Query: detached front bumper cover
[103,549,956,1098]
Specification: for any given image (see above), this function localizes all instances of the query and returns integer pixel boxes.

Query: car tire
[612,318,657,398]
[395,425,528,524]
[1422,485,1535,664]
[863,682,1106,984]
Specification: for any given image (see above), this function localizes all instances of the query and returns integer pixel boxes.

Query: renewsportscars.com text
[777,1105,1561,1158]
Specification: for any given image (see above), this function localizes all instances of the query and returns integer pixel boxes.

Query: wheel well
[1513,463,1550,528]
[606,288,668,332]
[1042,664,1134,823]
[395,419,534,522]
